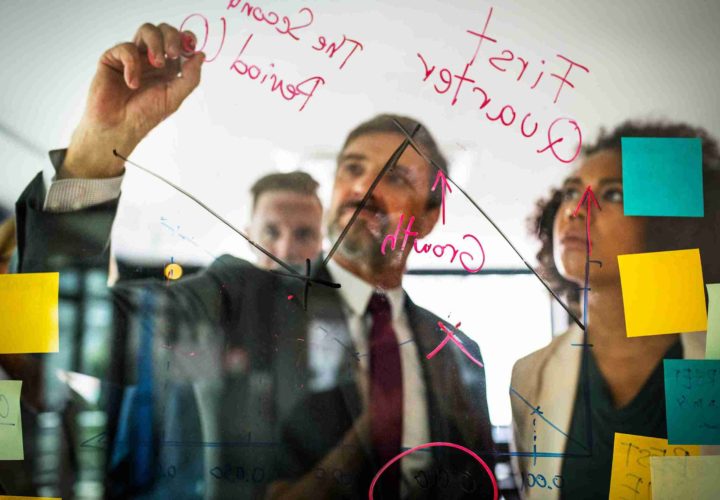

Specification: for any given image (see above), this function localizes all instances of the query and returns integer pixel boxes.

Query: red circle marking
[368,441,498,499]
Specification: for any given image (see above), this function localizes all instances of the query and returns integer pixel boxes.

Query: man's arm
[267,411,370,499]
[43,149,124,212]
[268,374,372,499]
[16,22,204,272]
[8,23,284,499]
[60,22,204,181]
[15,171,120,272]
[12,20,216,341]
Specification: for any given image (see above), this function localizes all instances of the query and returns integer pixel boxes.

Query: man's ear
[414,205,440,239]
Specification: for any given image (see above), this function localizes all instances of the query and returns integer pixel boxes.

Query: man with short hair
[247,171,323,270]
[14,22,495,499]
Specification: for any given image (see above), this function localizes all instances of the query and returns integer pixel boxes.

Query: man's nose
[277,234,308,268]
[275,234,292,260]
[569,203,586,220]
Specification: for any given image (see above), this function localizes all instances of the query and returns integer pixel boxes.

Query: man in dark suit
[14,22,495,499]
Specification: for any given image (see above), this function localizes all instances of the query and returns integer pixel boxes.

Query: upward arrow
[431,169,453,225]
[572,185,601,255]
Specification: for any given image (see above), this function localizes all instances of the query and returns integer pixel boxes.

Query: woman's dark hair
[530,119,720,304]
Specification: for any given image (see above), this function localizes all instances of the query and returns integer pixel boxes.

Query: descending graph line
[112,122,598,462]
[390,119,585,331]
[113,150,340,295]
[321,124,421,268]
[509,387,590,453]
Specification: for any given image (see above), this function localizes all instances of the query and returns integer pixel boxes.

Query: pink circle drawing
[368,441,498,499]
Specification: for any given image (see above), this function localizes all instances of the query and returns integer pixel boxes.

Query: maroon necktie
[367,292,403,498]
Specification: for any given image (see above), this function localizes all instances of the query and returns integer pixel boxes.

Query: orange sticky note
[609,433,700,499]
[618,249,707,337]
[0,273,59,353]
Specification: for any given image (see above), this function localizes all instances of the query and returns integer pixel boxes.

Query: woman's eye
[603,188,623,203]
[561,187,579,202]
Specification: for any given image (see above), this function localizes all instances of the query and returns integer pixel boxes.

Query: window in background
[403,272,553,426]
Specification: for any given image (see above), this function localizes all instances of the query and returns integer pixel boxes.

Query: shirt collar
[326,258,405,320]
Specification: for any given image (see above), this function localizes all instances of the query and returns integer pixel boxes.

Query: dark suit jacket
[14,172,496,499]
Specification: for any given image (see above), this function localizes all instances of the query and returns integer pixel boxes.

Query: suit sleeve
[14,169,237,328]
[13,170,249,492]
[15,171,119,273]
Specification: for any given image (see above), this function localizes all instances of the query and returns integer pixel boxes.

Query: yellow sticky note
[0,273,59,353]
[0,380,23,460]
[609,433,700,499]
[651,455,720,500]
[618,249,707,337]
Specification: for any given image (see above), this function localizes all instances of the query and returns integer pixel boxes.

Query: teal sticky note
[664,359,720,445]
[622,137,703,217]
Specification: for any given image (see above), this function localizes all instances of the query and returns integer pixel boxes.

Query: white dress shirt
[326,259,431,489]
[43,150,123,213]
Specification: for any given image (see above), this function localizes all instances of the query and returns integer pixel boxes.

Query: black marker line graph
[112,118,596,460]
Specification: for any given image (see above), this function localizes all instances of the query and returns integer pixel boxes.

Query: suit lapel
[407,295,497,465]
[530,328,582,499]
[405,297,455,446]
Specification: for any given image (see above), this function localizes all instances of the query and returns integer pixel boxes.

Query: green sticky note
[706,284,720,359]
[651,455,720,500]
[664,359,720,445]
[622,137,703,217]
[609,433,699,500]
[0,380,23,460]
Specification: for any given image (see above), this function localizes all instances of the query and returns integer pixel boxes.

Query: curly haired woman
[510,120,720,499]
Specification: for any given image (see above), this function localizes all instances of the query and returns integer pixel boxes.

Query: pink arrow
[431,170,452,225]
[572,185,601,255]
